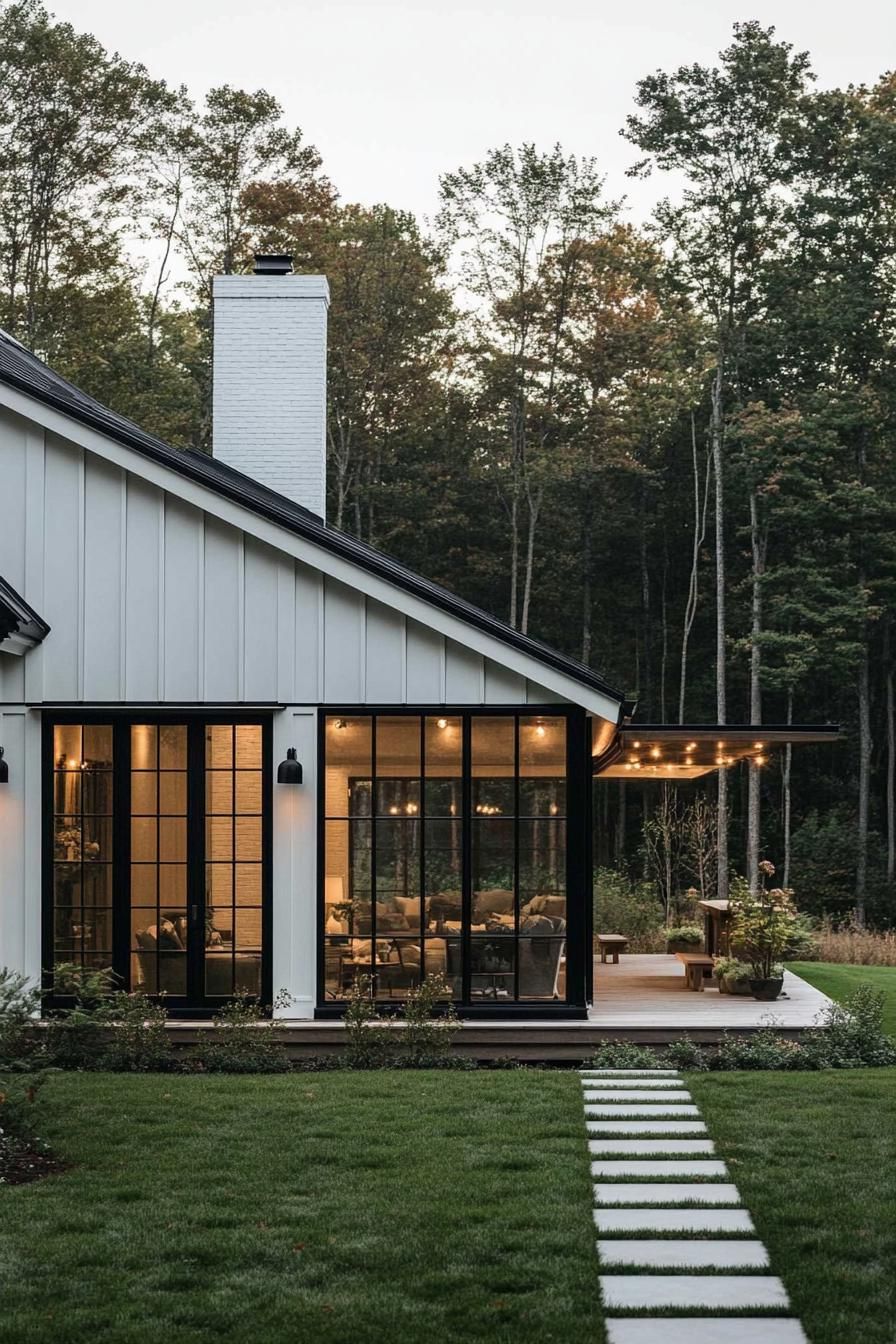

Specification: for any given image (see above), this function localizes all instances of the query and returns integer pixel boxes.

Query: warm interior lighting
[755,754,767,766]
[535,722,546,737]
[687,741,697,751]
[754,741,764,750]
[333,718,348,730]
[649,746,661,759]
[436,718,448,729]
[633,740,641,748]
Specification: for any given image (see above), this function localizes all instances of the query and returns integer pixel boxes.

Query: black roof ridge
[0,328,622,705]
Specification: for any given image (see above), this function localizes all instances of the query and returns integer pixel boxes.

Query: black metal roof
[0,573,50,647]
[0,328,622,705]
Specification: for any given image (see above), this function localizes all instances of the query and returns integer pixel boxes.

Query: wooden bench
[675,951,715,991]
[597,934,629,964]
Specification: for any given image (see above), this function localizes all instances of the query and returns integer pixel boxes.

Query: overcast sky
[49,0,896,225]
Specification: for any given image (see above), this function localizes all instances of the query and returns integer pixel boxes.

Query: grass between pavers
[687,1069,896,1344]
[0,1071,605,1344]
[790,960,896,1034]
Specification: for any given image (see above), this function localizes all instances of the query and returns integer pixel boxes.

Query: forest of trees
[2,2,895,924]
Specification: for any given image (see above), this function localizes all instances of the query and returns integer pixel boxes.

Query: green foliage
[663,1036,708,1071]
[42,963,118,1069]
[666,925,703,945]
[400,973,461,1066]
[341,976,396,1069]
[0,968,41,1066]
[593,869,665,949]
[588,1040,660,1069]
[803,985,896,1068]
[729,864,797,980]
[195,990,292,1074]
[713,956,753,983]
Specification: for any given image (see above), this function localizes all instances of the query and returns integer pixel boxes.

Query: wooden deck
[162,955,833,1060]
[588,954,833,1032]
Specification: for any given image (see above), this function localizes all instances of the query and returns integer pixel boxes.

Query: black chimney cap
[253,253,293,276]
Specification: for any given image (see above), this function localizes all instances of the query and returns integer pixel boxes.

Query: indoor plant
[665,924,703,954]
[728,861,796,1000]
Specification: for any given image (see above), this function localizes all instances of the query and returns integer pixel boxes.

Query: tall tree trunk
[520,485,542,635]
[679,413,710,723]
[746,487,765,890]
[615,781,627,867]
[711,364,729,899]
[660,531,669,724]
[581,507,593,664]
[640,486,651,713]
[887,623,895,883]
[783,687,794,889]
[856,637,872,924]
[507,487,520,629]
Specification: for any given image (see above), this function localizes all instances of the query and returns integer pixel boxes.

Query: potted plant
[665,925,703,954]
[713,956,753,996]
[728,860,796,1001]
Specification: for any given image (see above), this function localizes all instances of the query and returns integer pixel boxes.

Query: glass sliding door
[321,709,579,1009]
[45,716,271,1012]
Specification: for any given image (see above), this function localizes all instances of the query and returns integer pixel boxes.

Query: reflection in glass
[53,723,114,975]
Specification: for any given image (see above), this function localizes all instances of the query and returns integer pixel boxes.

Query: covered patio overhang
[592,722,842,779]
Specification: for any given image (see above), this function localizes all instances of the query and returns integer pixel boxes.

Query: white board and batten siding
[0,404,590,1013]
[0,408,567,709]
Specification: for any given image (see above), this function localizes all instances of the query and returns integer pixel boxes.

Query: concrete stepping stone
[588,1139,715,1156]
[580,1069,679,1075]
[591,1159,728,1178]
[599,1274,789,1310]
[581,1077,685,1088]
[584,1090,693,1102]
[594,1207,755,1234]
[594,1182,741,1206]
[587,1120,708,1135]
[586,1105,701,1117]
[606,1321,809,1344]
[597,1239,769,1269]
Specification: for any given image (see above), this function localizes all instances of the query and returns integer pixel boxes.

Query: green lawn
[689,1069,896,1344]
[0,1072,605,1344]
[790,961,896,1034]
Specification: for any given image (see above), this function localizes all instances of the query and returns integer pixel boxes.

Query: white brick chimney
[212,255,329,519]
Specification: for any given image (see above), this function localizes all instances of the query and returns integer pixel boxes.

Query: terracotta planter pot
[750,976,784,1001]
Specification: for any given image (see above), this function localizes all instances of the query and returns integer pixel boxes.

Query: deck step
[599,1274,789,1310]
[597,1239,769,1269]
[591,1159,728,1179]
[594,1182,741,1206]
[595,1207,755,1234]
[606,1320,809,1344]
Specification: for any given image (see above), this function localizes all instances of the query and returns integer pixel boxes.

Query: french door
[44,715,272,1013]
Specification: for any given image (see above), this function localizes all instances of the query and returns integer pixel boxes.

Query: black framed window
[44,714,271,1013]
[321,710,579,1007]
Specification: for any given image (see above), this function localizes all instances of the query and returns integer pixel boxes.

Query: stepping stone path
[579,1068,810,1343]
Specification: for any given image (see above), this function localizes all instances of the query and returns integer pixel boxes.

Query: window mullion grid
[461,713,472,1006]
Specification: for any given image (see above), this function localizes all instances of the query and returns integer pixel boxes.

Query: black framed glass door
[44,715,272,1012]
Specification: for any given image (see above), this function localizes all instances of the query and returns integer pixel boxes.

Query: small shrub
[93,992,173,1072]
[0,968,41,1067]
[804,984,896,1068]
[341,976,395,1069]
[713,957,752,983]
[42,963,118,1069]
[666,925,703,945]
[589,1040,661,1069]
[664,1036,708,1071]
[711,1029,804,1071]
[196,990,293,1073]
[401,973,460,1065]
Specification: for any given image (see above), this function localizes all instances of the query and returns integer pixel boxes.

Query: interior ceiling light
[535,722,546,737]
[437,718,448,729]
[650,746,661,759]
